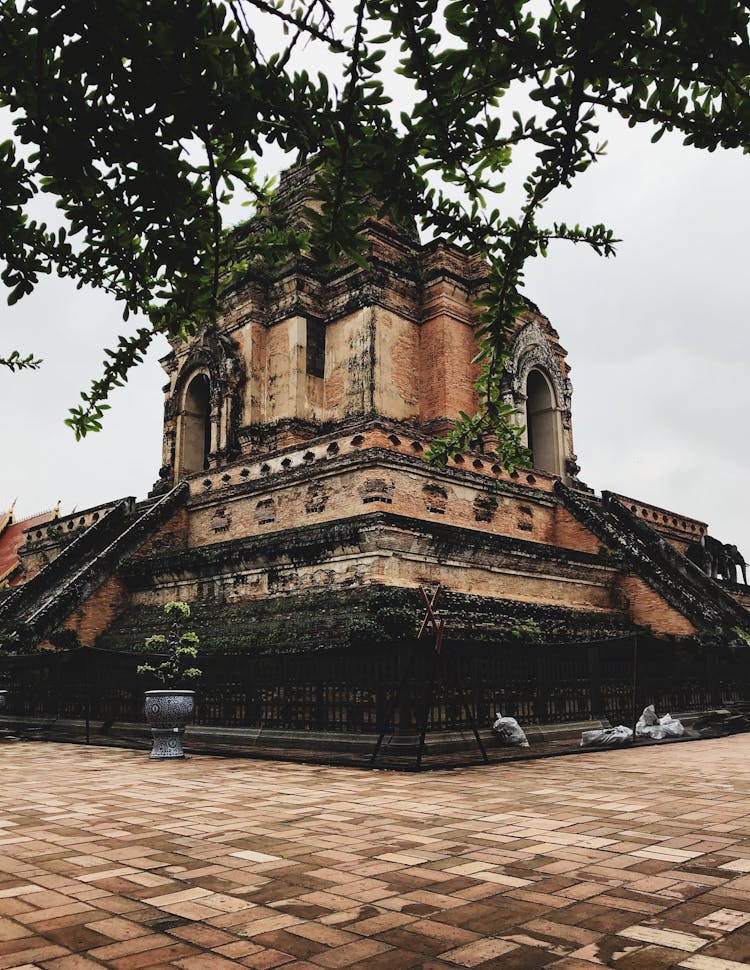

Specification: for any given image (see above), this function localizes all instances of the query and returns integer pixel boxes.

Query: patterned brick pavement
[2,739,750,968]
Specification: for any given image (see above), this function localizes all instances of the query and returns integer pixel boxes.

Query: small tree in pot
[138,601,201,760]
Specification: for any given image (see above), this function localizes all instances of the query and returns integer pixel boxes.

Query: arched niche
[178,373,212,477]
[525,369,562,476]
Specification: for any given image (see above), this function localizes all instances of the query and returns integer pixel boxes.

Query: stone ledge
[123,510,615,589]
[0,715,608,756]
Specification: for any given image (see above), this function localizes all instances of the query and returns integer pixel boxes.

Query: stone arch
[163,328,245,486]
[525,368,562,475]
[502,318,576,481]
[178,372,212,477]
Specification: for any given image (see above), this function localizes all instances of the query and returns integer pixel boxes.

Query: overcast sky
[1,55,749,562]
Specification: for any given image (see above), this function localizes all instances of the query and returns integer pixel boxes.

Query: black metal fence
[1,636,749,736]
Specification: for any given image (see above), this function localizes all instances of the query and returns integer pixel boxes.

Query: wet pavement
[1,737,750,968]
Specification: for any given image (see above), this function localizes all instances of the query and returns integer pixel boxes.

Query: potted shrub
[137,601,201,760]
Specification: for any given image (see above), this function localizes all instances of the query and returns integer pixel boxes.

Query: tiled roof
[0,506,57,587]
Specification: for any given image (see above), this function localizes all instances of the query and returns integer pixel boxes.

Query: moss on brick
[97,584,634,656]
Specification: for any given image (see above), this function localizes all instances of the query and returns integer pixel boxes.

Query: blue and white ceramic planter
[144,690,195,760]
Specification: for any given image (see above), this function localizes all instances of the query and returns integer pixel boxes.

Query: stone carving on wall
[516,504,534,533]
[255,498,276,525]
[503,320,571,422]
[170,329,244,418]
[359,478,395,505]
[305,483,329,514]
[423,483,448,514]
[210,509,231,533]
[473,494,498,523]
[267,563,367,594]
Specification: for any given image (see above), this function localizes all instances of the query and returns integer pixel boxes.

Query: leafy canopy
[2,0,750,461]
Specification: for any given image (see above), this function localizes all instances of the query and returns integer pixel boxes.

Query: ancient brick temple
[1,166,748,653]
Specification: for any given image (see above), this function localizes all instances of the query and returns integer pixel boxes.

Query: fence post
[396,641,413,736]
[82,648,90,745]
[315,682,325,731]
[631,635,639,741]
[471,652,482,729]
[587,642,602,718]
[706,649,722,708]
[742,649,750,706]
[375,676,385,733]
[246,655,257,727]
[535,648,551,722]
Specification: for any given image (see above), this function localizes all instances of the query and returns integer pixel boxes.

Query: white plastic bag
[636,704,684,740]
[636,704,658,731]
[656,713,685,738]
[492,712,530,747]
[580,725,633,747]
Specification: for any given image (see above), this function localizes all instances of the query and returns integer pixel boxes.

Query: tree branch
[0,351,42,372]
[230,0,344,51]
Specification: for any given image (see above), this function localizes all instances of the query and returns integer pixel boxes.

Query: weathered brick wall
[185,460,560,551]
[419,314,480,422]
[265,316,297,422]
[610,493,707,548]
[617,573,697,636]
[375,309,420,419]
[47,435,720,643]
[133,508,189,558]
[63,573,129,646]
[55,508,189,645]
[128,557,619,614]
[17,499,132,583]
[156,196,592,497]
[552,505,607,556]
[324,309,373,417]
[247,320,266,427]
[16,547,51,582]
[127,518,621,618]
[729,585,750,611]
[383,558,616,611]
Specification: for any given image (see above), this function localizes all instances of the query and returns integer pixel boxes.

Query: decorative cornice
[121,508,614,588]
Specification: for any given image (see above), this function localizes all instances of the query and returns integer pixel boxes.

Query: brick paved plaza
[2,740,750,968]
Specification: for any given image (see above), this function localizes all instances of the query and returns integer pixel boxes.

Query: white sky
[1,12,749,563]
